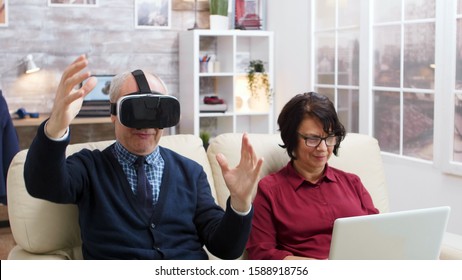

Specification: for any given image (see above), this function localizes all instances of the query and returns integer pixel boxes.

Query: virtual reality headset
[110,70,180,129]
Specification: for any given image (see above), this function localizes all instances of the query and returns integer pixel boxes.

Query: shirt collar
[285,161,337,191]
[114,141,160,166]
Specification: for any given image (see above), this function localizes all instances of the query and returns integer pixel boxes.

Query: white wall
[383,156,462,234]
[267,0,462,235]
[266,0,311,130]
[0,0,201,113]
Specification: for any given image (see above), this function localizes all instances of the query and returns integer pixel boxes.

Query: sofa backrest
[206,133,389,213]
[7,134,212,259]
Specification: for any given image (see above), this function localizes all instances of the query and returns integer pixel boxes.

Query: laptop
[328,206,450,260]
[77,75,113,118]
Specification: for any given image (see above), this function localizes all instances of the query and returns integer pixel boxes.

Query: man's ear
[110,114,117,124]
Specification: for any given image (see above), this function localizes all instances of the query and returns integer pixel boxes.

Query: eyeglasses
[298,132,337,147]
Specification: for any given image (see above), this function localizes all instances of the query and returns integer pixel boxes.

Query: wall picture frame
[0,0,8,27]
[135,0,171,29]
[233,0,266,30]
[48,0,98,7]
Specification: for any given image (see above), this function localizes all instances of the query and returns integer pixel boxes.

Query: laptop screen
[83,75,114,102]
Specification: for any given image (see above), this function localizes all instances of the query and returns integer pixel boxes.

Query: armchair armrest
[440,232,462,260]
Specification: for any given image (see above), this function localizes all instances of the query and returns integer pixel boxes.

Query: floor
[0,205,16,260]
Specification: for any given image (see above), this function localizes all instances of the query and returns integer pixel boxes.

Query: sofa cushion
[207,133,288,209]
[328,133,389,213]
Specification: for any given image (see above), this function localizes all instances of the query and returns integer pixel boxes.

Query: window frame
[312,0,361,133]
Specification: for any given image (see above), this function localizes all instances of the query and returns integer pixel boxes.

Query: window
[453,0,462,164]
[373,0,435,161]
[313,0,360,133]
[312,0,462,175]
[313,0,435,160]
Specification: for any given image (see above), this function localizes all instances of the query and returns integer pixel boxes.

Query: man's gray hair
[108,70,169,103]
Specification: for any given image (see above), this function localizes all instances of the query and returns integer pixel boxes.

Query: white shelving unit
[179,30,274,138]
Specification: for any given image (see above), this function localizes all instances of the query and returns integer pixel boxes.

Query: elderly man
[24,55,263,259]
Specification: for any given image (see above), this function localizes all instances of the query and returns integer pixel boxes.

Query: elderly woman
[246,92,379,260]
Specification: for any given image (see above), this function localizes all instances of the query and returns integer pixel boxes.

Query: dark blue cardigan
[24,122,252,259]
[0,92,19,204]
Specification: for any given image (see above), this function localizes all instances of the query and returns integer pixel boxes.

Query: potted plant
[247,59,271,110]
[209,0,229,30]
[200,131,211,150]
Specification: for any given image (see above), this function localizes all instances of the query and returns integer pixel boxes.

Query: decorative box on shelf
[200,95,228,113]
